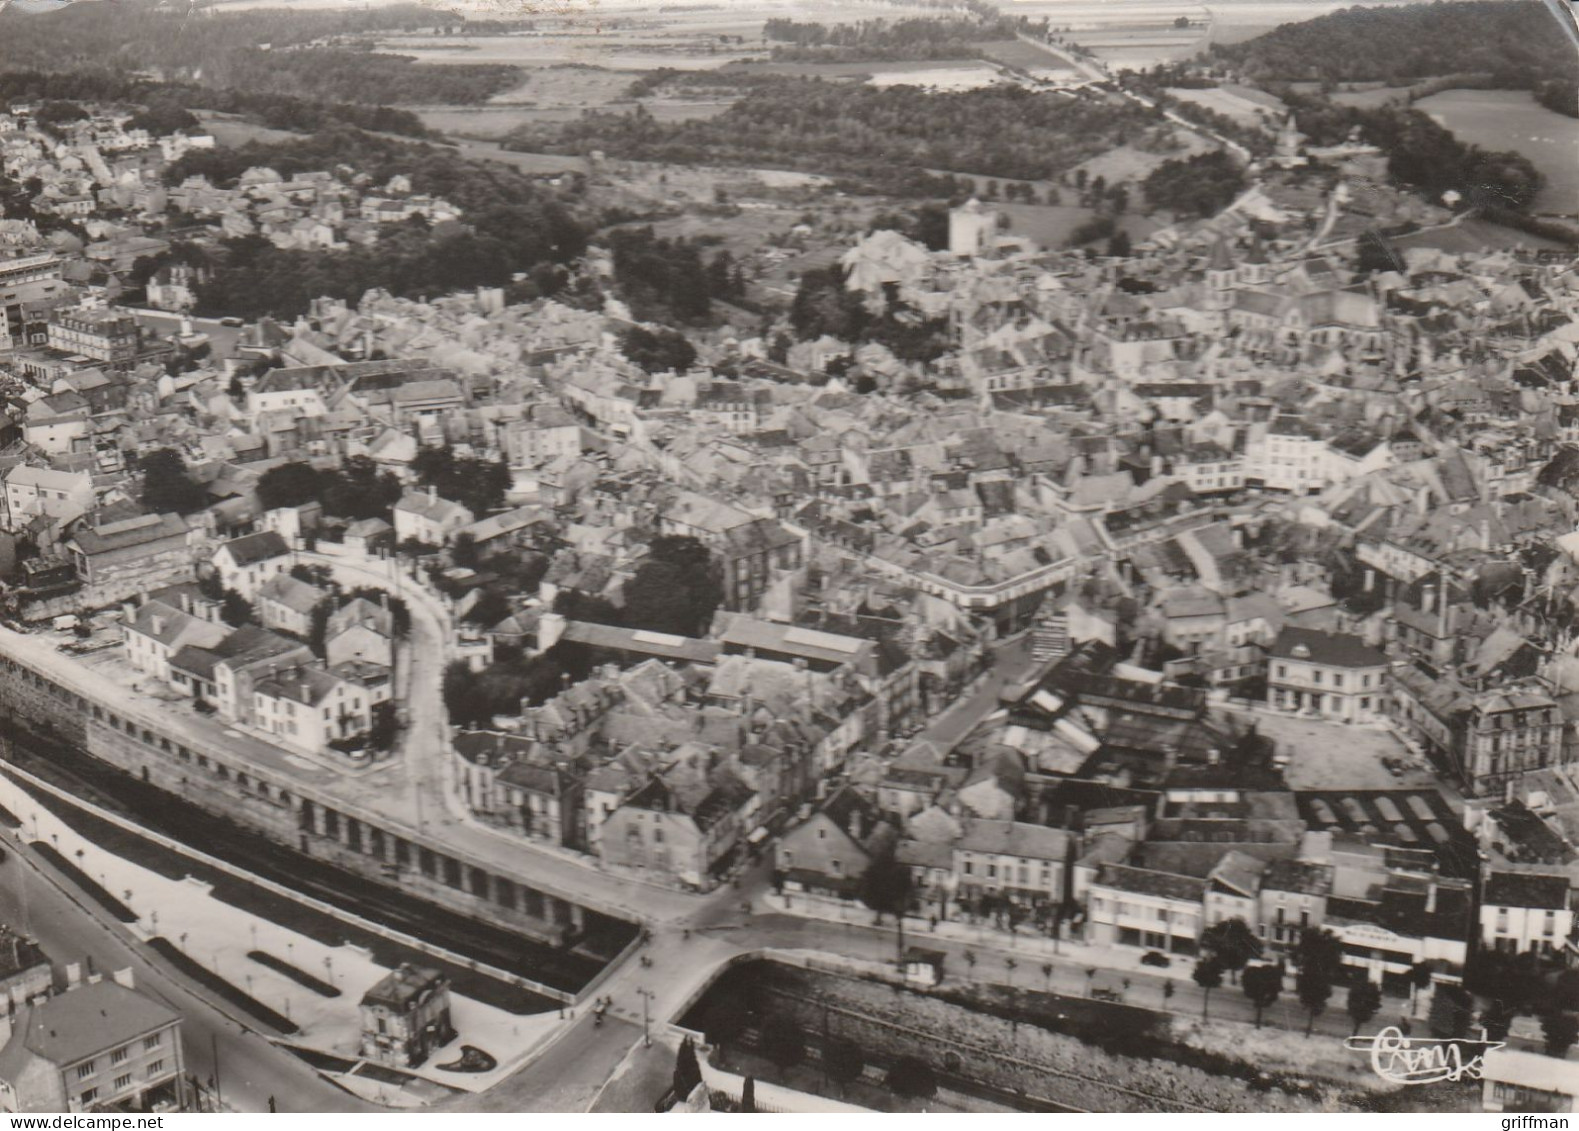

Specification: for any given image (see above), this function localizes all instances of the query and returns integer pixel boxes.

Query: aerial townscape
[0,0,1574,1116]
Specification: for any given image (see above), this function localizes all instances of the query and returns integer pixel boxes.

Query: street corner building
[0,975,185,1114]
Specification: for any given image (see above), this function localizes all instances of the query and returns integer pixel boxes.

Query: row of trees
[1461,946,1579,1057]
[1189,920,1372,1035]
[1190,920,1579,1056]
[762,15,1025,62]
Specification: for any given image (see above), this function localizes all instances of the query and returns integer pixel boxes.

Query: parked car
[1140,951,1171,968]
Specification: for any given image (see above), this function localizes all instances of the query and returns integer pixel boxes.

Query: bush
[886,1055,937,1098]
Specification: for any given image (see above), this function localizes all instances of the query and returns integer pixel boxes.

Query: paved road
[0,833,369,1114]
[293,550,710,925]
[123,308,246,359]
[919,634,1042,754]
[1011,32,1252,163]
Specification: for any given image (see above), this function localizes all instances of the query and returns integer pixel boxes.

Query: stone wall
[739,962,1335,1114]
[0,641,608,958]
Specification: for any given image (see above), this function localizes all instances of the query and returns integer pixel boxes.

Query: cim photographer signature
[1345,1026,1506,1085]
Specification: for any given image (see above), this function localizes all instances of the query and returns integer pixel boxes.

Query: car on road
[1140,951,1170,968]
[219,316,244,327]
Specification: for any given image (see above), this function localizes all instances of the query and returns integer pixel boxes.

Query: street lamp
[636,987,655,1049]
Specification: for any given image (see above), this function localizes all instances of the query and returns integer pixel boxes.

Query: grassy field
[1417,88,1579,216]
[1165,84,1284,127]
[867,64,1007,89]
[722,58,1003,84]
[1395,216,1572,253]
[195,112,304,147]
[1328,85,1411,109]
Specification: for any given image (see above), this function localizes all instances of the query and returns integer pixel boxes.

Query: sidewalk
[0,767,559,1098]
[753,893,1410,1042]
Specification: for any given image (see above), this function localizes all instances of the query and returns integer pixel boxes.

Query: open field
[194,112,304,148]
[867,63,1007,90]
[1393,216,1573,253]
[372,0,959,70]
[1417,88,1579,216]
[1008,0,1433,57]
[1165,83,1284,128]
[716,57,1010,89]
[379,36,753,72]
[1328,84,1412,109]
[980,37,1081,73]
[480,63,640,106]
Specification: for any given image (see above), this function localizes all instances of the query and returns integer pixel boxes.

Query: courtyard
[1224,707,1437,791]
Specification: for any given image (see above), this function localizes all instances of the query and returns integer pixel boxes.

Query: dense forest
[213,48,520,107]
[0,0,518,107]
[507,78,1161,192]
[0,69,431,137]
[1210,1,1573,90]
[1141,151,1247,217]
[1533,77,1579,120]
[604,227,745,323]
[761,16,1027,62]
[1283,90,1545,212]
[154,129,588,319]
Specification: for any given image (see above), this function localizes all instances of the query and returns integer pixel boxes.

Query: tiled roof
[956,819,1072,862]
[1,981,177,1070]
[1269,626,1387,669]
[217,530,290,568]
[70,512,188,556]
[1094,863,1207,903]
[1482,870,1571,911]
[258,574,324,615]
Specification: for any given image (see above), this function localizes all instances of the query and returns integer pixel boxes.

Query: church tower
[1206,238,1237,310]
